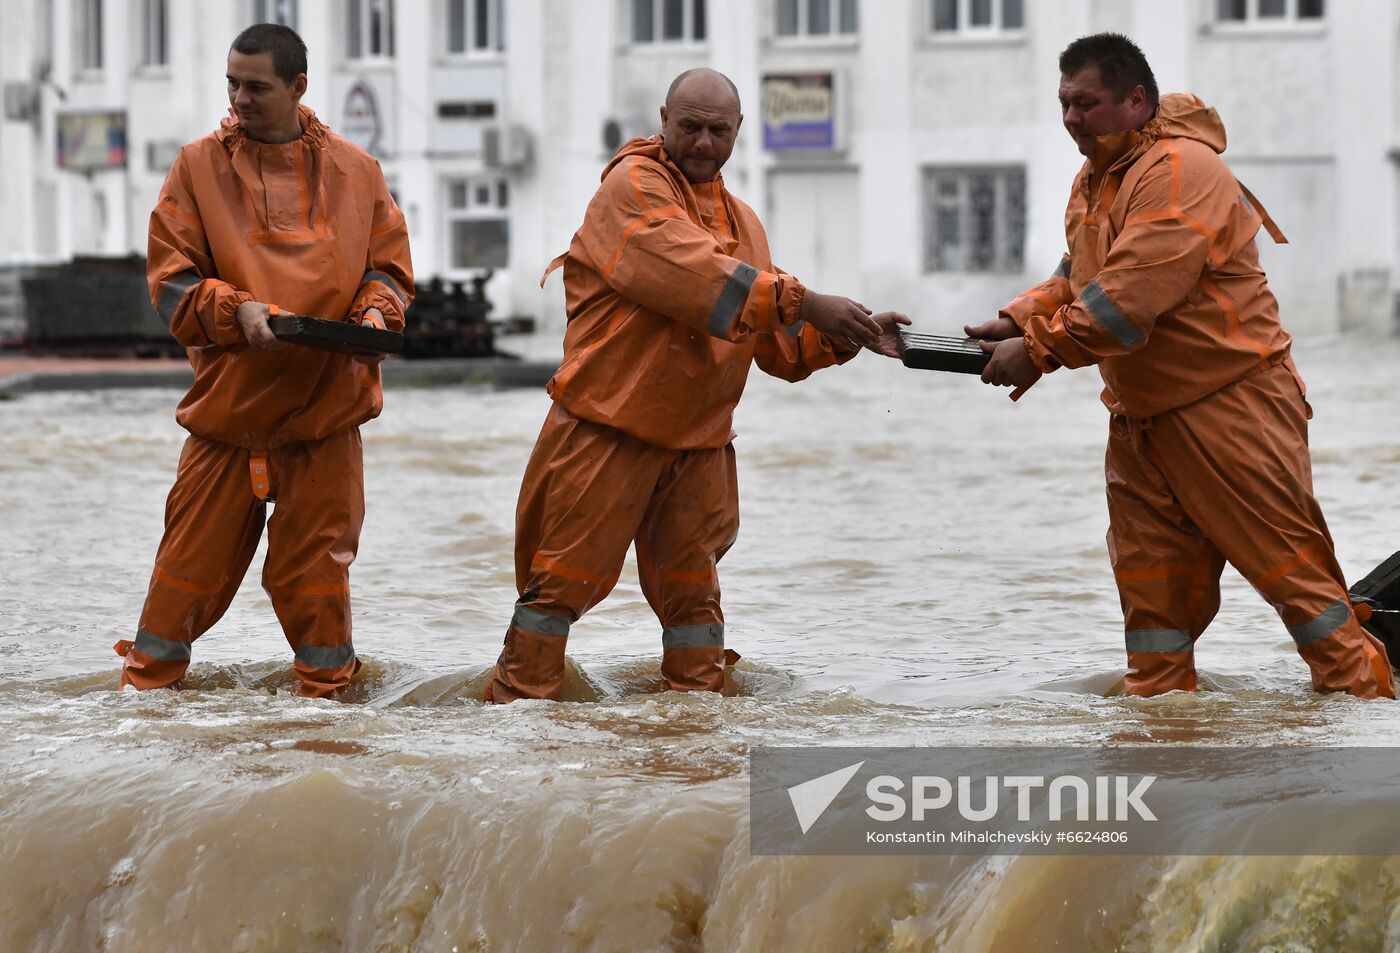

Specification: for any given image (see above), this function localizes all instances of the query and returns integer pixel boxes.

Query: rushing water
[1,332,1398,952]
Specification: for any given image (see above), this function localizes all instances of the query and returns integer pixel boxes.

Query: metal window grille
[922,167,1026,273]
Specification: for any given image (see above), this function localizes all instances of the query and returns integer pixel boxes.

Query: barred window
[922,167,1026,273]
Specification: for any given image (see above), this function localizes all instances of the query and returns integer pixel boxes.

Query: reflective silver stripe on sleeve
[1286,598,1352,647]
[157,270,203,323]
[1079,280,1141,348]
[707,263,759,338]
[133,628,193,662]
[1052,256,1071,279]
[512,604,570,637]
[1124,628,1193,654]
[662,623,725,650]
[361,269,408,306]
[295,642,356,671]
[785,318,806,339]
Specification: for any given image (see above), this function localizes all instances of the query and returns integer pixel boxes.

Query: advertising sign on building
[342,80,382,155]
[762,73,837,152]
[56,112,127,171]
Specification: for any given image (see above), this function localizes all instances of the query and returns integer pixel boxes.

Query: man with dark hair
[230,22,308,84]
[967,33,1393,699]
[486,68,908,702]
[114,24,414,697]
[1057,32,1159,109]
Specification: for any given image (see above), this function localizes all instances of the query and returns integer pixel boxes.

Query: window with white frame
[139,0,168,67]
[77,0,103,72]
[347,0,395,60]
[775,0,858,38]
[632,0,707,45]
[447,0,505,54]
[1215,0,1323,23]
[922,167,1025,273]
[446,177,509,270]
[930,0,1023,34]
[252,0,299,28]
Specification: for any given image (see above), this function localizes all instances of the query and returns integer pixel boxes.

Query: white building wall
[0,0,1395,336]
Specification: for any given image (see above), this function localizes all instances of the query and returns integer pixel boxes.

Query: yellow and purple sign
[762,72,836,152]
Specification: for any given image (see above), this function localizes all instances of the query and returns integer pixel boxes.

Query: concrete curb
[0,356,558,399]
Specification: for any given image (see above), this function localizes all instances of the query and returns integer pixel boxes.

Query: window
[775,0,858,38]
[922,167,1025,273]
[632,0,707,44]
[77,0,103,72]
[347,0,395,59]
[447,0,504,54]
[140,0,168,67]
[252,0,299,27]
[1215,0,1323,22]
[446,177,509,270]
[930,0,1023,34]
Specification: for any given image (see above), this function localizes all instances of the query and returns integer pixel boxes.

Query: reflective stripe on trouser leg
[1105,414,1224,697]
[263,430,364,698]
[124,435,267,690]
[636,443,740,694]
[660,623,727,693]
[1278,594,1394,700]
[489,605,571,703]
[1124,631,1197,696]
[1137,364,1394,700]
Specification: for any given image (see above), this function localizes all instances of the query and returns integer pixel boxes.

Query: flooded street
[2,332,1399,952]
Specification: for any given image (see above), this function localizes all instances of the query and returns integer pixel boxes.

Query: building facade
[1,0,1396,337]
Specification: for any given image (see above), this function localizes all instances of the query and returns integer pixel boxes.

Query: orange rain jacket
[1001,94,1291,418]
[545,136,858,450]
[147,105,413,449]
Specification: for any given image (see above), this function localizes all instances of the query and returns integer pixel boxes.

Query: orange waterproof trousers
[1106,363,1393,699]
[118,430,364,698]
[488,406,739,702]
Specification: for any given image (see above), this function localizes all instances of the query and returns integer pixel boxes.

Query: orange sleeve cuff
[777,277,806,327]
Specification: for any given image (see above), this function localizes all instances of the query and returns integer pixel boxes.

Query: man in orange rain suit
[114,24,413,698]
[970,33,1392,699]
[487,68,909,702]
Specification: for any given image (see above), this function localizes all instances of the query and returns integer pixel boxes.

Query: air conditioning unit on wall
[601,117,655,154]
[482,124,531,169]
[3,82,40,122]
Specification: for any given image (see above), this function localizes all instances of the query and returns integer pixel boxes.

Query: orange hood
[1090,93,1228,174]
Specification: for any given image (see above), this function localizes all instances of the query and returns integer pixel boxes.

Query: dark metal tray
[898,331,990,375]
[1350,550,1400,665]
[269,315,404,356]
